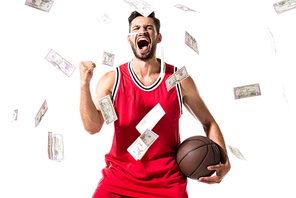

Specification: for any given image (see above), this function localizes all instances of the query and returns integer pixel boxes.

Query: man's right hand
[79,61,96,87]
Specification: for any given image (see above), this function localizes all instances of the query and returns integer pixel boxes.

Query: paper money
[97,13,112,25]
[233,83,261,100]
[11,109,18,122]
[185,31,199,54]
[102,52,115,67]
[124,0,154,17]
[48,132,53,160]
[45,49,76,77]
[136,103,165,134]
[35,100,48,127]
[174,4,197,12]
[98,95,118,125]
[273,0,296,14]
[166,66,189,91]
[48,132,64,162]
[25,0,54,12]
[265,27,276,55]
[127,129,159,160]
[228,145,246,160]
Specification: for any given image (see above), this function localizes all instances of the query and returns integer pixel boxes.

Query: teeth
[138,38,149,42]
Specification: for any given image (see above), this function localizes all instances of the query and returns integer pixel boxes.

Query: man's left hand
[198,161,231,184]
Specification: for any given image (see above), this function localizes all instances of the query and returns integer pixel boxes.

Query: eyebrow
[132,24,154,29]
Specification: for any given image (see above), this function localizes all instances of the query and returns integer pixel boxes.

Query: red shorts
[92,189,135,198]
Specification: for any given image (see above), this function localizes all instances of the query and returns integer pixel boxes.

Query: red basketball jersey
[94,61,188,198]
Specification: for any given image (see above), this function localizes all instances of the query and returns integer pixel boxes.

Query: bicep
[181,76,215,126]
[93,71,115,111]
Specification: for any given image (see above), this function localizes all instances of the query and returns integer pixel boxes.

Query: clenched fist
[79,61,96,87]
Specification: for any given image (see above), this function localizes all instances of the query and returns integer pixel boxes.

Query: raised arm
[79,61,115,135]
[180,76,230,184]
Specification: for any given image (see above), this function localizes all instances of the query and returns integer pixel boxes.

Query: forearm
[204,122,229,164]
[80,84,103,134]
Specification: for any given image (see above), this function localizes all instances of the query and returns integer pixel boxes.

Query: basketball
[176,135,221,180]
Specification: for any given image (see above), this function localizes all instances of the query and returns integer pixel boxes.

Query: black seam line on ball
[178,142,216,166]
[177,138,214,165]
[187,145,209,177]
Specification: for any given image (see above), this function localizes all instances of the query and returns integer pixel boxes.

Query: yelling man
[79,11,230,198]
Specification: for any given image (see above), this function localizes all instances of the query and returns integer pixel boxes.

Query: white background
[1,0,296,197]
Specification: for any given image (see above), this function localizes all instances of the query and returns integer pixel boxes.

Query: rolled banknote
[97,13,112,25]
[124,0,154,17]
[98,95,118,125]
[174,4,197,12]
[228,145,246,160]
[185,31,199,54]
[166,66,189,91]
[273,0,296,14]
[45,49,76,77]
[48,132,53,160]
[127,129,159,160]
[52,134,64,162]
[136,103,165,134]
[25,0,54,12]
[233,83,261,100]
[35,100,48,127]
[11,109,18,122]
[102,52,115,67]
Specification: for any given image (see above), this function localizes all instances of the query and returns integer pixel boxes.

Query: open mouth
[137,37,150,53]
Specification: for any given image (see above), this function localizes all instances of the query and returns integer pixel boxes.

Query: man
[79,11,230,198]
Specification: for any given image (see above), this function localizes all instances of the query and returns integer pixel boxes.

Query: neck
[131,55,160,78]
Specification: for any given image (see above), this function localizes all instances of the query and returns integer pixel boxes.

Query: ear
[127,34,130,42]
[157,33,162,43]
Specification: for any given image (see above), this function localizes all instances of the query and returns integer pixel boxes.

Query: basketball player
[79,11,230,198]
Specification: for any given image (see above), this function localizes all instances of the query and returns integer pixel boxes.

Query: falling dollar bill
[48,132,64,162]
[265,27,276,55]
[185,31,199,54]
[166,66,189,91]
[136,103,165,134]
[48,132,53,160]
[45,49,76,77]
[174,4,197,12]
[273,0,296,14]
[102,52,115,67]
[35,99,48,127]
[127,129,159,160]
[124,0,154,17]
[228,145,246,160]
[233,83,262,100]
[97,13,112,25]
[98,95,118,125]
[11,109,18,122]
[25,0,54,12]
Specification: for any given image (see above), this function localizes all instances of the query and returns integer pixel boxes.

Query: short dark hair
[128,11,160,34]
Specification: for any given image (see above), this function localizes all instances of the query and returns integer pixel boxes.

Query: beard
[129,37,158,61]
